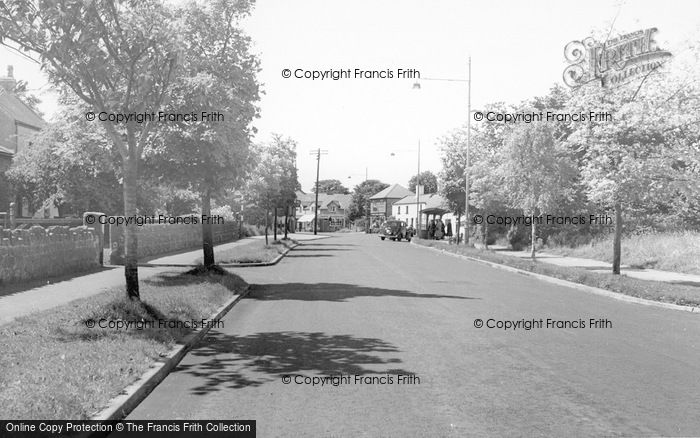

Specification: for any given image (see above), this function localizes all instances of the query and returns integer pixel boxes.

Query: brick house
[369,184,414,226]
[295,191,352,232]
[0,65,46,219]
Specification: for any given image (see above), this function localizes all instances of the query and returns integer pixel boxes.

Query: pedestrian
[434,219,444,240]
[446,219,453,237]
[428,219,436,239]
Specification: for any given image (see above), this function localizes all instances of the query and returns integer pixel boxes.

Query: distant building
[295,191,353,232]
[0,65,46,219]
[393,190,455,235]
[369,184,414,225]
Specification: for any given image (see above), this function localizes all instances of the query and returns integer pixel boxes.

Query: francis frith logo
[563,28,672,88]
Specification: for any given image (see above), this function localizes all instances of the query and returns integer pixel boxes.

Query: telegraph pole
[464,56,472,245]
[310,148,328,235]
[416,140,421,236]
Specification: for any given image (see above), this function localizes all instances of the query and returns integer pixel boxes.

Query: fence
[0,225,101,284]
[109,220,239,264]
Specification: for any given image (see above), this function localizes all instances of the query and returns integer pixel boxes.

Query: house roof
[422,193,449,211]
[394,193,449,209]
[0,88,45,130]
[295,191,352,209]
[297,214,316,223]
[369,184,414,200]
[0,145,14,157]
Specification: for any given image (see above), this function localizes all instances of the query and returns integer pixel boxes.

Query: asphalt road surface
[128,233,700,437]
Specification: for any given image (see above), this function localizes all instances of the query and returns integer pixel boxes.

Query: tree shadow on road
[246,283,480,302]
[290,247,352,251]
[298,243,356,247]
[176,331,414,394]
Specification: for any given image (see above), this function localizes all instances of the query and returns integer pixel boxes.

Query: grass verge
[415,239,700,308]
[0,267,247,420]
[545,231,700,275]
[211,238,296,264]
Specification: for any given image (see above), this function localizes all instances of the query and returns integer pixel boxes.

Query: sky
[2,0,699,193]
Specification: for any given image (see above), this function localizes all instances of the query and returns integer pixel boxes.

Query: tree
[348,179,389,223]
[312,179,349,195]
[12,79,42,115]
[566,51,700,273]
[408,171,438,194]
[1,1,181,299]
[245,135,298,245]
[467,103,511,247]
[438,129,468,242]
[273,136,299,241]
[147,0,259,269]
[501,122,576,259]
[7,99,123,216]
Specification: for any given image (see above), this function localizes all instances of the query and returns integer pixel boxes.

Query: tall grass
[546,231,700,275]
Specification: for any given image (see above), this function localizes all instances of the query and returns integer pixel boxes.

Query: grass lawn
[207,238,296,264]
[0,267,247,420]
[545,231,700,275]
[415,239,700,307]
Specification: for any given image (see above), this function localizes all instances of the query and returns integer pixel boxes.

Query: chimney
[0,65,17,92]
[415,184,425,196]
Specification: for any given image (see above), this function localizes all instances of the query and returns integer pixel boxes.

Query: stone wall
[109,221,239,264]
[0,225,101,284]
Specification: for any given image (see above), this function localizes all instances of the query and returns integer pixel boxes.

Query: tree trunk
[483,220,489,250]
[284,206,289,240]
[123,157,139,299]
[613,201,622,275]
[455,210,461,245]
[530,213,537,260]
[265,207,269,246]
[202,189,215,268]
[274,207,278,241]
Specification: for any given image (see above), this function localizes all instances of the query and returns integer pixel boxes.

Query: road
[128,233,700,437]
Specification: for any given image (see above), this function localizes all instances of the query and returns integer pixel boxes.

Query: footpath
[471,243,700,286]
[0,233,328,326]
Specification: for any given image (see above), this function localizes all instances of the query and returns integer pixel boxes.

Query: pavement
[0,266,178,326]
[468,243,700,286]
[144,233,329,266]
[0,233,329,326]
[127,233,700,437]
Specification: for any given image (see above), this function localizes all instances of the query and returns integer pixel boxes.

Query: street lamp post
[389,148,421,235]
[465,56,471,246]
[416,140,421,236]
[412,57,472,244]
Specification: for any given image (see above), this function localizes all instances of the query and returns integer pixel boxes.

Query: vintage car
[379,220,412,242]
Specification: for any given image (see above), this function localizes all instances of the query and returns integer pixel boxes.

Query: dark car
[379,220,412,242]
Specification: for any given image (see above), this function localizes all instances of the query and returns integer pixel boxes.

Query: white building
[392,190,463,239]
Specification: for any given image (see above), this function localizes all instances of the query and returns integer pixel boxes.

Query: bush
[507,225,529,250]
[240,223,265,237]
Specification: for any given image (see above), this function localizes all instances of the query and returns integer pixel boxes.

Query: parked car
[379,220,412,242]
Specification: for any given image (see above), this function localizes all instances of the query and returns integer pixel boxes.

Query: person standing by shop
[435,218,444,240]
